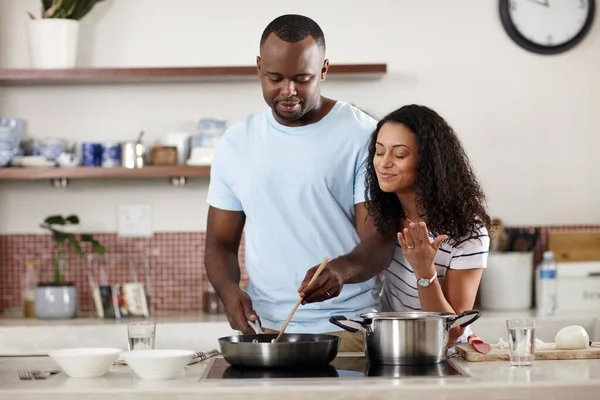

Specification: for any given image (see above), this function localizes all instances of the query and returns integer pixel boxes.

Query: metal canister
[122,142,145,168]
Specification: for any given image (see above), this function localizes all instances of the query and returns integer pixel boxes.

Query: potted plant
[26,0,106,69]
[35,214,107,318]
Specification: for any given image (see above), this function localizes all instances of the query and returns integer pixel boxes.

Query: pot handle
[447,310,481,330]
[329,315,366,333]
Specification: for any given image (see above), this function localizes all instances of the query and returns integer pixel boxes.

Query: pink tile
[0,232,248,314]
[4,224,595,314]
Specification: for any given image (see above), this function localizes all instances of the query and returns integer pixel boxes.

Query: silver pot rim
[329,310,481,337]
[359,311,456,321]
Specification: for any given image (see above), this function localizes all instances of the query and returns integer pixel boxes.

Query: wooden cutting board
[547,231,600,262]
[455,343,600,362]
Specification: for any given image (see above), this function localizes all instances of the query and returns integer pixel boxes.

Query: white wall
[1,0,599,233]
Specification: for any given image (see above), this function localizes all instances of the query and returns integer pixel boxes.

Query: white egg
[554,325,590,350]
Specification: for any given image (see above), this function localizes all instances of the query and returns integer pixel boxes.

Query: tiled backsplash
[1,225,598,315]
[0,232,246,315]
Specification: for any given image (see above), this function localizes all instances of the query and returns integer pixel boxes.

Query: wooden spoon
[273,257,330,343]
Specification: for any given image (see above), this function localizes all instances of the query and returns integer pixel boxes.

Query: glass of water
[128,321,156,351]
[506,318,535,367]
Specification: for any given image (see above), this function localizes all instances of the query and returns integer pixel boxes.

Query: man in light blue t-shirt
[205,14,395,352]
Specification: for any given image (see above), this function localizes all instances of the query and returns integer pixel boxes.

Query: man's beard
[273,105,304,122]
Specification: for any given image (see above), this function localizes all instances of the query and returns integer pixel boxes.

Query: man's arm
[334,202,396,283]
[205,206,258,334]
[298,202,395,303]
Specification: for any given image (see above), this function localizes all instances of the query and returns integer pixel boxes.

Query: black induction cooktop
[202,355,468,380]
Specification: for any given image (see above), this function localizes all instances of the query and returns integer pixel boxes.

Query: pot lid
[359,311,455,320]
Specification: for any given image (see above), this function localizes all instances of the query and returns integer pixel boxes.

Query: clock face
[500,0,596,54]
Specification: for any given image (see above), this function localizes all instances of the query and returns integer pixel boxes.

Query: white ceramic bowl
[120,349,195,380]
[48,348,122,378]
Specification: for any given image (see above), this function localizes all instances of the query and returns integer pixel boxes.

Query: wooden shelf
[0,64,387,85]
[0,166,210,180]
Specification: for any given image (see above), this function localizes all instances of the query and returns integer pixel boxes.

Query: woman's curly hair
[365,104,491,244]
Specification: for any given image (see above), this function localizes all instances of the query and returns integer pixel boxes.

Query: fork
[186,349,221,366]
[192,349,221,362]
[17,369,32,380]
[17,369,54,380]
[29,370,47,380]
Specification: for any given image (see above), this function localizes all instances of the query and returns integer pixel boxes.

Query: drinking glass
[127,321,156,351]
[506,318,535,366]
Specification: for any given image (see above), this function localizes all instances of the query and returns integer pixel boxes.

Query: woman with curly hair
[365,104,491,345]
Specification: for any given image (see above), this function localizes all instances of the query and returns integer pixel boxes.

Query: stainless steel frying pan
[218,333,340,368]
[218,320,340,368]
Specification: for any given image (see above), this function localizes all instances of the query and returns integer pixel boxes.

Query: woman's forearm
[416,266,465,345]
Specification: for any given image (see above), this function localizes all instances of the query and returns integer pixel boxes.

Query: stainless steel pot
[329,310,480,365]
[218,333,340,368]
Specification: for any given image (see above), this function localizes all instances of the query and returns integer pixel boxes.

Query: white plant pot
[28,19,79,69]
[34,284,78,318]
[479,252,534,311]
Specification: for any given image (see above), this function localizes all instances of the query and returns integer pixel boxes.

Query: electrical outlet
[118,204,153,237]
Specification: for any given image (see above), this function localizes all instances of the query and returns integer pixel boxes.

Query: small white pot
[479,252,534,311]
[28,19,79,69]
[34,284,78,318]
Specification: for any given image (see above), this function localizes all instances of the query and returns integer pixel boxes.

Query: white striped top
[381,226,490,342]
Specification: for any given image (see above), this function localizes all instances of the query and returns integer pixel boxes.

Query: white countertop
[0,312,236,357]
[1,309,596,326]
[1,354,599,400]
[2,310,599,399]
[0,311,229,326]
[2,310,599,359]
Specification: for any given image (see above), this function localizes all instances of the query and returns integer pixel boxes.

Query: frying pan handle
[247,319,263,335]
[329,315,366,333]
[447,310,481,330]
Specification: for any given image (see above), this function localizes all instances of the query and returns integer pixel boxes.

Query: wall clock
[499,0,596,54]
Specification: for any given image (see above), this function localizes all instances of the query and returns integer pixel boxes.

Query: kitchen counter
[0,354,599,400]
[0,311,229,326]
[0,312,235,357]
[2,310,598,357]
[1,309,595,326]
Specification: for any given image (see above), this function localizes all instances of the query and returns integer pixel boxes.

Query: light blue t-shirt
[206,101,382,333]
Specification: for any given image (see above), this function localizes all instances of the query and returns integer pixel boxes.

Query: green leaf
[65,214,80,224]
[61,0,77,18]
[81,234,107,255]
[67,234,84,258]
[93,243,107,255]
[80,233,93,242]
[43,0,64,18]
[45,215,66,225]
[42,0,54,12]
[70,0,104,20]
[51,229,69,244]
